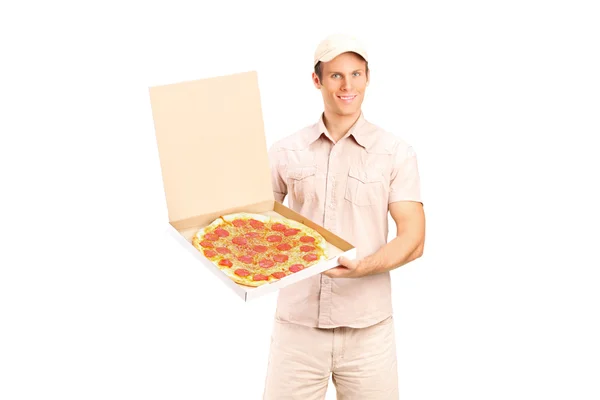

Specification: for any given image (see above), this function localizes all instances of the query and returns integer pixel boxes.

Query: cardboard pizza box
[148,70,356,301]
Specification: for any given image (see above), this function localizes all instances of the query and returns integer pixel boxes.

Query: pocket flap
[348,166,383,183]
[287,166,317,181]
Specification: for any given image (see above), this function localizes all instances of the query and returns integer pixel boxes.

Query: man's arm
[324,200,425,278]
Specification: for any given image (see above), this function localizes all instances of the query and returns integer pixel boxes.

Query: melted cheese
[196,215,328,285]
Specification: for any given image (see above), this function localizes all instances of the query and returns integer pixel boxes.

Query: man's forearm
[356,232,424,277]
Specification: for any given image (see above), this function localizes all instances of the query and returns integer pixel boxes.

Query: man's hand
[322,201,425,279]
[322,256,364,278]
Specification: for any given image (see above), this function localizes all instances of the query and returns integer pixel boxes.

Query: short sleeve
[268,144,287,203]
[389,144,422,204]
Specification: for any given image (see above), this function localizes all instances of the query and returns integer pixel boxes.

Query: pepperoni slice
[216,247,231,254]
[253,274,268,281]
[204,249,217,258]
[300,235,315,243]
[249,219,264,229]
[303,254,318,262]
[253,245,268,253]
[272,271,287,279]
[289,264,304,273]
[200,240,214,248]
[259,259,275,268]
[277,243,292,251]
[219,259,233,267]
[232,219,246,227]
[232,237,247,246]
[245,231,261,238]
[300,245,315,252]
[284,229,300,236]
[271,223,286,231]
[204,233,219,241]
[214,228,230,237]
[235,269,250,277]
[273,254,289,263]
[238,255,253,264]
[267,235,282,242]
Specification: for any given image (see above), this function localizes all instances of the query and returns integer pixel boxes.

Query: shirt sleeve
[389,144,422,204]
[268,144,287,203]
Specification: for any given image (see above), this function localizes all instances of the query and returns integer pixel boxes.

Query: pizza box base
[166,200,356,302]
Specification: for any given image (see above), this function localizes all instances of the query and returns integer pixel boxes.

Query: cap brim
[315,48,368,65]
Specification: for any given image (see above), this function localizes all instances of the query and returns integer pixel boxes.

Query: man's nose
[341,78,352,91]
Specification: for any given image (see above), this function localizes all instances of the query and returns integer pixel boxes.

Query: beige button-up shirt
[268,113,422,328]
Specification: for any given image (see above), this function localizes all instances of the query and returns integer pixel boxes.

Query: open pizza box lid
[148,71,356,301]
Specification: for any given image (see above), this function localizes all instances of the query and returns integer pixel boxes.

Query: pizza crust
[194,227,206,240]
[221,212,269,223]
[220,267,270,287]
[315,239,329,259]
[194,218,224,239]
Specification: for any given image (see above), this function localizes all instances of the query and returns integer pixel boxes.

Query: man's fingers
[337,256,357,268]
[337,256,350,267]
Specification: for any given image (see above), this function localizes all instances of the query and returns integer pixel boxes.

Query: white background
[1,0,599,399]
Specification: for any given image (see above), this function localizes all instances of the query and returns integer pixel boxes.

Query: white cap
[313,34,368,66]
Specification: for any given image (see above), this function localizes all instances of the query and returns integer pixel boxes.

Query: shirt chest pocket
[286,166,318,202]
[344,167,386,207]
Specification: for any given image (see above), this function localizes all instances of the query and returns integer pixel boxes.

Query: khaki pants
[263,316,398,400]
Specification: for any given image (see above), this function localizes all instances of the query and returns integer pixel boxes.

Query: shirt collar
[310,112,375,149]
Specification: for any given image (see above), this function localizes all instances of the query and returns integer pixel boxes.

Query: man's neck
[323,110,361,143]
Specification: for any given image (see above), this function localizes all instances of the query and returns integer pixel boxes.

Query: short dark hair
[314,54,369,82]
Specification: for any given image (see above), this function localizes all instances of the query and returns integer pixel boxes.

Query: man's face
[313,52,369,117]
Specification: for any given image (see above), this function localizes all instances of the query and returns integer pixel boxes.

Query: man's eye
[332,74,340,78]
[353,72,361,76]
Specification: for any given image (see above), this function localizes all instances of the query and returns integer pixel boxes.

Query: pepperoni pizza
[192,213,328,287]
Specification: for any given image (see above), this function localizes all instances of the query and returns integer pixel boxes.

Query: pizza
[192,212,328,287]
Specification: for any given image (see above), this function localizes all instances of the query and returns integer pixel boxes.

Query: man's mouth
[337,95,357,103]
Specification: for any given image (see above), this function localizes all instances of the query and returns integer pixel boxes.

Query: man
[263,33,426,400]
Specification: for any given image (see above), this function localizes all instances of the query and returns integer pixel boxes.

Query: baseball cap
[313,34,369,66]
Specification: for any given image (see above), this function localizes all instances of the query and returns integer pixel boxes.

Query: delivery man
[263,33,426,399]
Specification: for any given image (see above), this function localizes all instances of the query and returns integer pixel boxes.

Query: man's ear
[312,72,321,89]
[366,69,370,86]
